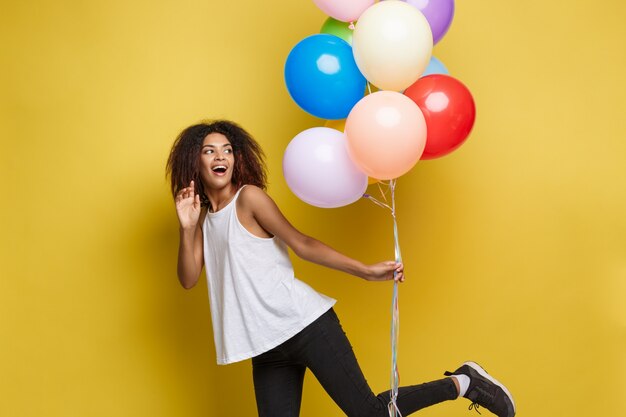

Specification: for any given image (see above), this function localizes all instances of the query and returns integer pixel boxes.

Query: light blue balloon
[421,56,450,77]
[285,34,366,120]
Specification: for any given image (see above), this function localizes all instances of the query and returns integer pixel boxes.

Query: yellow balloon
[367,177,379,185]
[353,1,433,91]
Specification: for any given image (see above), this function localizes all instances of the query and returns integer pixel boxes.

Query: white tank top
[202,186,336,364]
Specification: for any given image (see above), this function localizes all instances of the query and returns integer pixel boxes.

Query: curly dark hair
[166,120,267,207]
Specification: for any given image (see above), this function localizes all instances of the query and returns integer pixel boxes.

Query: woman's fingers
[176,186,190,197]
[393,262,404,282]
[176,182,197,202]
[365,261,405,282]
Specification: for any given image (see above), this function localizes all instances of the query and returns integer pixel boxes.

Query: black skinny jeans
[252,308,457,417]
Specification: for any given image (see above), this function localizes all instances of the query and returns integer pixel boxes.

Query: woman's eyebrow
[201,143,232,148]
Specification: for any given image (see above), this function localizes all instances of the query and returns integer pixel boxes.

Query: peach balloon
[345,91,426,180]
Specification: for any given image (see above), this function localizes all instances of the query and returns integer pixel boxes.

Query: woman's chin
[205,175,233,190]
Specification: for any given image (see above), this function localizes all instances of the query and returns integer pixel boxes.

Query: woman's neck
[206,183,237,212]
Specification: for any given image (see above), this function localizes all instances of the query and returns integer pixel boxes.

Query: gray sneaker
[444,361,516,417]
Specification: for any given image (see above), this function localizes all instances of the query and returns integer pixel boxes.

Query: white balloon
[283,127,367,208]
[353,0,433,91]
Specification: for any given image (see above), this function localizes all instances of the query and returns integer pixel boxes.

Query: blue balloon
[421,56,450,77]
[285,34,366,120]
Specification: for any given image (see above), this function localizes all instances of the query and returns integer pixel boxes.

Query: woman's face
[199,132,235,190]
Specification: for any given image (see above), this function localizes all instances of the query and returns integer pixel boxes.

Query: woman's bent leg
[252,348,306,417]
[293,309,457,417]
[377,379,458,415]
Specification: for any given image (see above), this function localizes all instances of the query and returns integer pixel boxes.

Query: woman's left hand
[363,261,404,282]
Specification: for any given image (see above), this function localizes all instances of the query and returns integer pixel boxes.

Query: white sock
[452,374,470,398]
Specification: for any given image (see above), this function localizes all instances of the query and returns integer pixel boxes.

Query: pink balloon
[312,0,375,22]
[345,91,426,180]
[283,127,368,208]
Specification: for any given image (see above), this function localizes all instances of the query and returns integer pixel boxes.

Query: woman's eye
[225,149,233,154]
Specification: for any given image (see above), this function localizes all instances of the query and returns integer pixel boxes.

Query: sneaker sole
[463,361,516,415]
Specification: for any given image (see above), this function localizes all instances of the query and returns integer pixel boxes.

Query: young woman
[166,120,515,417]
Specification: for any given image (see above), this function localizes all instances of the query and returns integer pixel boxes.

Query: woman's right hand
[363,261,404,283]
[175,180,201,229]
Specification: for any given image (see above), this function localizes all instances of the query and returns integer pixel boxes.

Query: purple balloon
[283,127,367,208]
[403,0,455,44]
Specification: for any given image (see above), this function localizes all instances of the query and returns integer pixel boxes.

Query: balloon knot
[348,22,355,30]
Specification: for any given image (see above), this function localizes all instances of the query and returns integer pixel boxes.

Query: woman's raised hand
[363,261,404,283]
[175,180,201,229]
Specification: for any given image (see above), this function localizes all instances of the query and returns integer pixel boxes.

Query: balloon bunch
[283,3,475,416]
[283,0,476,209]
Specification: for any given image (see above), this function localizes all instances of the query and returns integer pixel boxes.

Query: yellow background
[1,0,625,416]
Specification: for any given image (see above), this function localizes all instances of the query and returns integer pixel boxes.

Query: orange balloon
[345,91,426,180]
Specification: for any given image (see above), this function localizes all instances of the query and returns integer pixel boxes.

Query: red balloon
[404,74,476,160]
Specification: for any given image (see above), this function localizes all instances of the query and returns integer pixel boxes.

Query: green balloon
[320,17,353,45]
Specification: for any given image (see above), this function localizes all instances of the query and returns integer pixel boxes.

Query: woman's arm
[238,186,403,282]
[175,181,205,289]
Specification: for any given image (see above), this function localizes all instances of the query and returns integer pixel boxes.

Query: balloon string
[377,181,388,204]
[363,179,402,417]
[363,194,392,211]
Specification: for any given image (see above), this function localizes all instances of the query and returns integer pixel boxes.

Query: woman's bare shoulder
[238,185,282,221]
[240,185,271,203]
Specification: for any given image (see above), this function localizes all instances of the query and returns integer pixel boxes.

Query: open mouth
[212,165,228,175]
